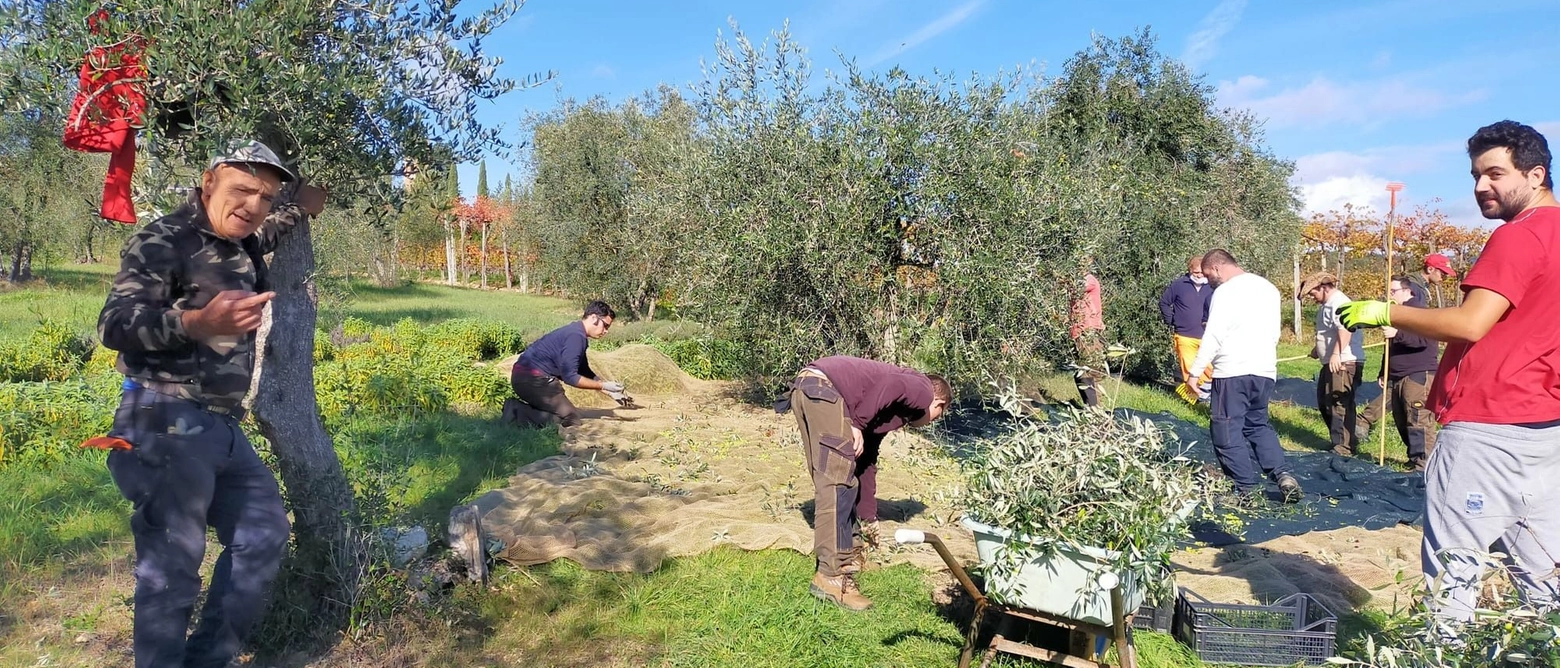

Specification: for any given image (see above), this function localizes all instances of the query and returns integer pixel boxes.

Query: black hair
[1201,248,1238,269]
[1391,274,1412,287]
[583,300,615,320]
[1468,120,1553,189]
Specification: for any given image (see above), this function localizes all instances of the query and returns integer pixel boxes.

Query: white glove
[601,381,625,394]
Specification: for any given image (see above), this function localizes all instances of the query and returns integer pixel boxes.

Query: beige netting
[475,345,1424,614]
[478,344,975,573]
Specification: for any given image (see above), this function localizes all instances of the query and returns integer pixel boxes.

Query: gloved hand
[601,381,625,394]
[1336,300,1391,330]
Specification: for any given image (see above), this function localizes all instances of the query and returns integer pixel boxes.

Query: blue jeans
[106,387,291,668]
[1209,375,1292,490]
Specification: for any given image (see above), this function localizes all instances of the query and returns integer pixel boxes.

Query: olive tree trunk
[249,212,363,629]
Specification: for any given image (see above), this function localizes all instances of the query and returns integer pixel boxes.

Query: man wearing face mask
[1338,120,1560,627]
[506,300,624,428]
[97,140,326,668]
[1159,255,1214,389]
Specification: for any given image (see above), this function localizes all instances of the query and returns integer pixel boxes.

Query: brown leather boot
[810,571,873,611]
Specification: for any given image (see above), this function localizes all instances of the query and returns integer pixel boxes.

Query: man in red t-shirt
[1070,261,1107,407]
[1339,120,1560,625]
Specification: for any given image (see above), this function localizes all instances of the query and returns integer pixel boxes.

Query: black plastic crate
[1132,601,1172,633]
[1173,588,1337,666]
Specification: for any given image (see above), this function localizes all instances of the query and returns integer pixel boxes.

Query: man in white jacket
[1187,249,1303,502]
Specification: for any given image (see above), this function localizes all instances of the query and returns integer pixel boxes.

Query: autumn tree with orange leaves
[1302,201,1490,300]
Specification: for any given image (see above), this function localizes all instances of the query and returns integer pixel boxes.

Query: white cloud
[590,64,616,79]
[864,0,984,68]
[1181,0,1247,70]
[1291,141,1462,214]
[1217,76,1486,128]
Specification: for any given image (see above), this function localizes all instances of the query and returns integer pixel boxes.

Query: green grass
[444,547,1200,668]
[0,263,116,340]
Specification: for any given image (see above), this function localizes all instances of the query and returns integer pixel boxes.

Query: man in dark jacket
[1159,255,1213,388]
[1357,276,1441,470]
[783,356,950,611]
[506,301,623,428]
[97,140,325,668]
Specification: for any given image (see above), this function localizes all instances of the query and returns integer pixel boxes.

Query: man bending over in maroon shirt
[781,356,951,610]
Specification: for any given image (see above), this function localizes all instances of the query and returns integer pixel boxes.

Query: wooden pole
[1379,183,1404,466]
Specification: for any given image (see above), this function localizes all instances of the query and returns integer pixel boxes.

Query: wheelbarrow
[895,528,1138,668]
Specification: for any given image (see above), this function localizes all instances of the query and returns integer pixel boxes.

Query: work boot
[1331,444,1355,458]
[842,545,869,575]
[810,572,873,611]
[1408,457,1427,473]
[1353,423,1371,448]
[1276,473,1304,503]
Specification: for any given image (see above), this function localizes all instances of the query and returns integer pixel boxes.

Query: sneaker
[1276,473,1303,503]
[810,572,873,611]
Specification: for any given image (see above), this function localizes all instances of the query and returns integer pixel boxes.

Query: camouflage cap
[208,140,296,183]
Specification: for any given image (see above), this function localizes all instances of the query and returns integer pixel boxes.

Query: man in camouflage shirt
[98,140,325,668]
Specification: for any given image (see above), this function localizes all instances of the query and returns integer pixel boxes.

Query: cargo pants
[1359,371,1438,464]
[106,385,291,668]
[789,372,861,578]
[1316,362,1363,454]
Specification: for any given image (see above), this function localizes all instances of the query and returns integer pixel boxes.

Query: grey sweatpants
[1423,421,1560,624]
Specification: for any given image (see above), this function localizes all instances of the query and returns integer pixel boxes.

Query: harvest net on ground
[472,345,1421,616]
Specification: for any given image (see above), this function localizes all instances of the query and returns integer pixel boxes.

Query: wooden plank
[989,638,1105,668]
[996,606,1111,636]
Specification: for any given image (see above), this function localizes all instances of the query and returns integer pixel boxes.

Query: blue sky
[461,0,1560,228]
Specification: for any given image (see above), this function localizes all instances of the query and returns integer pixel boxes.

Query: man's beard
[1481,188,1534,221]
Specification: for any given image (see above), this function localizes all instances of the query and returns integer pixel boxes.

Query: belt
[124,378,246,419]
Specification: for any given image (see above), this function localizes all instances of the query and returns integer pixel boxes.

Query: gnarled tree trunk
[250,212,363,632]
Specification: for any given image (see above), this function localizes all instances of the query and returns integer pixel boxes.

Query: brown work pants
[1317,362,1362,454]
[790,373,860,578]
[1360,371,1438,464]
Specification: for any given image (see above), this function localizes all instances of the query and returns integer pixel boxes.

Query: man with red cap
[1417,253,1458,307]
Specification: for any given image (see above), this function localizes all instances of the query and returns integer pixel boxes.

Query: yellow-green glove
[1336,300,1391,330]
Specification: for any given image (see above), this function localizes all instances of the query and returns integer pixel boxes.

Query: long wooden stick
[1379,189,1399,466]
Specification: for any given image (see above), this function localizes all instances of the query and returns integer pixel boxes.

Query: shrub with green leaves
[959,388,1215,603]
[314,319,511,425]
[425,318,526,361]
[643,335,746,380]
[0,374,118,466]
[0,320,95,383]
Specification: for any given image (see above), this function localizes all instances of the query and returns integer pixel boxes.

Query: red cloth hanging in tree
[62,10,146,224]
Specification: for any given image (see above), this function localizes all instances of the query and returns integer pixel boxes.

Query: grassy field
[1,263,1406,667]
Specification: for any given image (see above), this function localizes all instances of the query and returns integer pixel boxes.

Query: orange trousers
[1174,334,1215,387]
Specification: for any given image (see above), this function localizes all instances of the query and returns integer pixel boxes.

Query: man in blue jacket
[1159,255,1213,388]
[506,301,624,428]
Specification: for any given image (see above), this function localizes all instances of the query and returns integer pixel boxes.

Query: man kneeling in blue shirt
[505,301,624,428]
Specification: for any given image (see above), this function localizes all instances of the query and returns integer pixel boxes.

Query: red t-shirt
[1427,206,1560,424]
[1070,274,1104,339]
